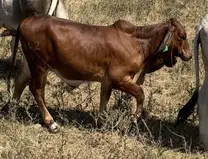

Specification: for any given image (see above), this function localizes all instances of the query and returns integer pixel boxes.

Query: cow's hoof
[130,110,148,125]
[130,115,139,125]
[48,121,60,133]
[141,109,148,120]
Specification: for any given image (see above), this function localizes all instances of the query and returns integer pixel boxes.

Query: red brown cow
[8,16,192,132]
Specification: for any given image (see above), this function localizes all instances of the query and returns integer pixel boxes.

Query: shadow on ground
[0,102,202,153]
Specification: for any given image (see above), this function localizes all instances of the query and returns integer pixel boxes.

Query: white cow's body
[0,0,68,60]
[0,0,68,30]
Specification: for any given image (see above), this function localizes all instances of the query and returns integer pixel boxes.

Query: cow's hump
[113,19,136,34]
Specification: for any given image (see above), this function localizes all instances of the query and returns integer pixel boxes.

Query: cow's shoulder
[112,19,136,34]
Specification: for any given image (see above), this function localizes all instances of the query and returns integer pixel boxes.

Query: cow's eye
[179,35,185,40]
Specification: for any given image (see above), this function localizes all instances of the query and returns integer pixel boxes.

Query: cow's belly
[0,12,18,29]
[51,69,86,87]
[0,15,19,29]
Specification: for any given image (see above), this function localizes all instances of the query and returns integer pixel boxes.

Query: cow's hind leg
[29,69,60,133]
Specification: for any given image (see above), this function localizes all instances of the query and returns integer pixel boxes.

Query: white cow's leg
[198,73,208,149]
[54,0,69,19]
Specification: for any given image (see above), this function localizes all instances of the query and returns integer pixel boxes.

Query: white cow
[177,14,208,150]
[0,0,69,56]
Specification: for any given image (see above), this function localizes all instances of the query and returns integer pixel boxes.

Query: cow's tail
[176,25,202,125]
[7,27,20,96]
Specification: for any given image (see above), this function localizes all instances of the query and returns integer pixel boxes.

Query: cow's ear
[170,26,176,32]
[170,18,180,30]
[170,18,177,24]
[170,18,174,23]
[113,20,136,34]
[169,19,176,32]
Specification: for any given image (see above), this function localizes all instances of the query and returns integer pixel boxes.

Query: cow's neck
[136,22,171,60]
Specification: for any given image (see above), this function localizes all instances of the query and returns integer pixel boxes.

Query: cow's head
[162,18,192,67]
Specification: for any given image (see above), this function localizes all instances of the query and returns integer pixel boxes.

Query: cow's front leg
[99,76,112,113]
[115,75,145,122]
[29,70,60,133]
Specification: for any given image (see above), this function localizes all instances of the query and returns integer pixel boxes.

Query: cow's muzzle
[180,49,192,61]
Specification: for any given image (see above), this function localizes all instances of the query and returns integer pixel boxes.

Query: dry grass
[0,0,208,158]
